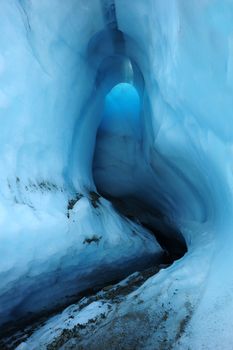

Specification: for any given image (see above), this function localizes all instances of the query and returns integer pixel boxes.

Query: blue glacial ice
[1,1,233,349]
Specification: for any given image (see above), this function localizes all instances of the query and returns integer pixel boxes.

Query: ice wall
[114,0,233,348]
[0,0,163,330]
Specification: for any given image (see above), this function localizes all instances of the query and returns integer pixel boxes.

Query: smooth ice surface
[0,194,162,327]
[93,82,143,197]
[99,83,141,137]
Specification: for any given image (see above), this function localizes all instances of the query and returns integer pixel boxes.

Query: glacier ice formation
[1,0,233,349]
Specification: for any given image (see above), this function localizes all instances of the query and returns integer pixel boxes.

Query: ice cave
[1,0,233,349]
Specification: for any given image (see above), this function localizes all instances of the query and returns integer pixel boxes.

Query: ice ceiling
[1,0,233,349]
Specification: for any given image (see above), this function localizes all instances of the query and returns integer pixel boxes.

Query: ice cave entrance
[98,82,141,137]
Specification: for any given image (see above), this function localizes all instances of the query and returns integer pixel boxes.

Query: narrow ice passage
[93,82,187,261]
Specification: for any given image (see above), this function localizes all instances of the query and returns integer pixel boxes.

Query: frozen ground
[5,264,168,349]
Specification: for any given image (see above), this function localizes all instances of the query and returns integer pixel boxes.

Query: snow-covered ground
[9,265,167,349]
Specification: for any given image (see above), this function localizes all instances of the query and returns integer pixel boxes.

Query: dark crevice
[95,192,187,265]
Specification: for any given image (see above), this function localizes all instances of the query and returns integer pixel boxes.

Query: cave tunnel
[1,2,232,348]
[84,28,187,264]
